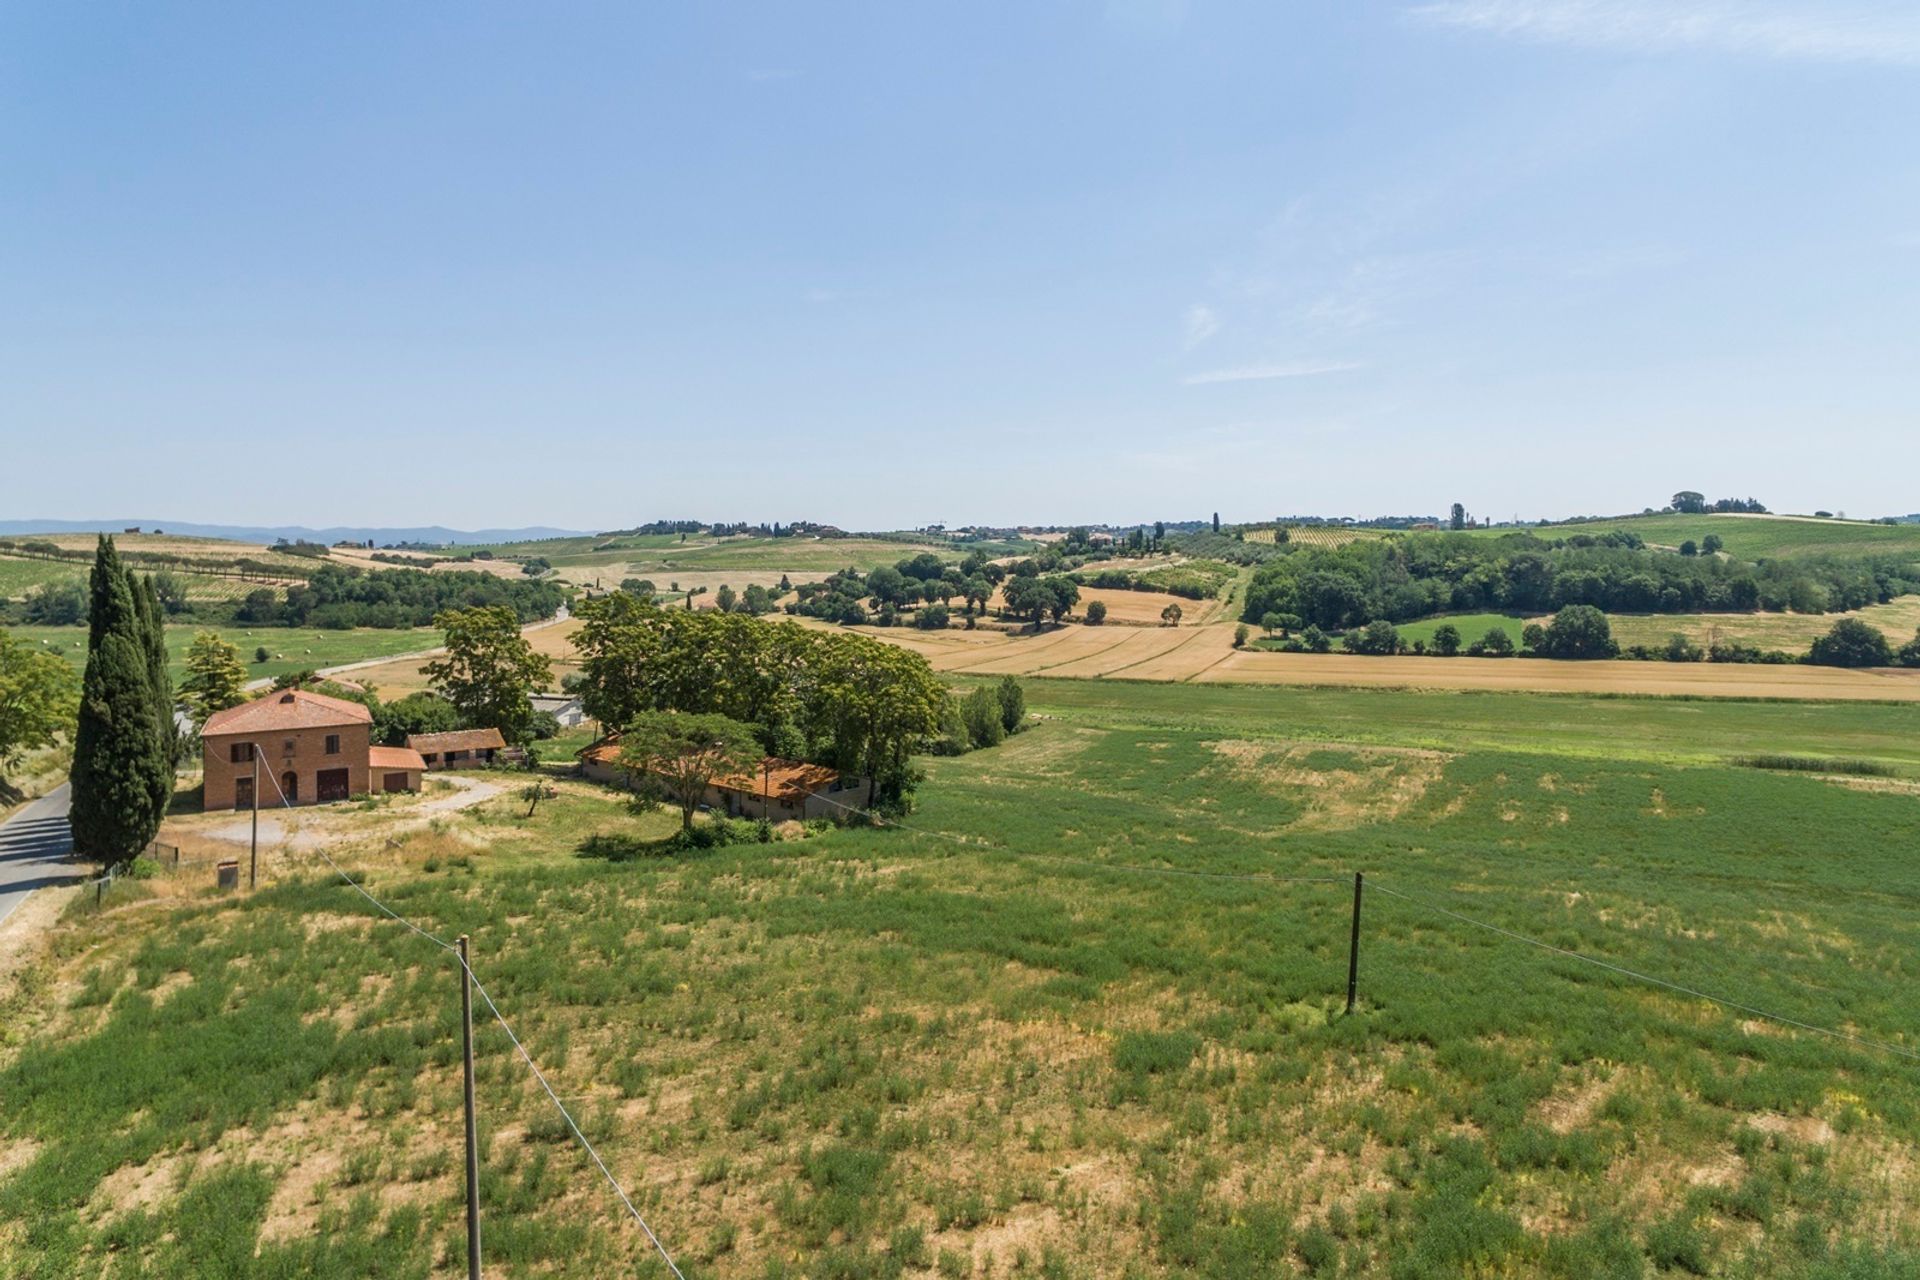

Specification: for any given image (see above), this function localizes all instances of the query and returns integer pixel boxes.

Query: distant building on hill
[530,693,588,728]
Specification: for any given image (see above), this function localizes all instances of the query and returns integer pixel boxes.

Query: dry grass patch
[1209,740,1448,830]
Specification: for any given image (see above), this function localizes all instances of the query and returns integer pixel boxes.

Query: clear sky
[4,2,1917,531]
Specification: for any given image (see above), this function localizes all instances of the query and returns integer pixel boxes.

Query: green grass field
[1388,613,1530,649]
[4,624,439,685]
[4,680,1919,1276]
[1476,514,1920,560]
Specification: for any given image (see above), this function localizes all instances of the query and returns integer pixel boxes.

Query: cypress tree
[133,572,178,808]
[69,537,166,866]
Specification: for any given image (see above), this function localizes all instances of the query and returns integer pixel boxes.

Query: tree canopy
[617,711,763,831]
[423,605,553,743]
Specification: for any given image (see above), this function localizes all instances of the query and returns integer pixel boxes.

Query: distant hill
[1472,513,1920,560]
[0,519,589,547]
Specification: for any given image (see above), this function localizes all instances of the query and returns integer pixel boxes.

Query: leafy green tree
[374,691,466,746]
[1301,625,1331,653]
[1002,576,1052,624]
[0,631,79,789]
[424,605,553,742]
[1538,606,1617,660]
[1679,540,1698,557]
[996,676,1026,735]
[618,711,762,832]
[1897,629,1920,668]
[1085,600,1108,626]
[1671,491,1707,514]
[619,578,657,597]
[69,537,167,865]
[1233,623,1249,648]
[1664,633,1704,663]
[1521,623,1547,653]
[253,645,270,664]
[1160,601,1184,626]
[1468,627,1516,657]
[961,686,1004,749]
[1430,623,1462,656]
[1808,618,1894,668]
[715,584,738,613]
[1343,619,1400,655]
[179,631,249,726]
[1701,534,1724,555]
[917,602,950,630]
[1450,503,1466,531]
[1043,576,1079,624]
[23,579,87,625]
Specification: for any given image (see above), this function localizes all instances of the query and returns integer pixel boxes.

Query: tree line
[572,593,957,809]
[1241,532,1915,632]
[234,562,566,629]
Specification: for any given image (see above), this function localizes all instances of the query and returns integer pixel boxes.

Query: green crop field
[0,556,87,601]
[1388,613,1530,649]
[5,678,1919,1277]
[1474,514,1920,560]
[4,624,439,686]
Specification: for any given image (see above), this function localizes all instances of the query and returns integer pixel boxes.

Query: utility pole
[459,936,482,1279]
[1345,872,1364,1016]
[249,750,259,889]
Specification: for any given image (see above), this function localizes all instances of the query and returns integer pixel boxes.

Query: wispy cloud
[1409,1,1920,65]
[1182,304,1220,350]
[1184,359,1361,385]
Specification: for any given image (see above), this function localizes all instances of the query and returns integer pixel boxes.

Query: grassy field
[1386,614,1529,649]
[4,680,1919,1277]
[1476,514,1920,560]
[3,624,440,685]
[1598,598,1920,653]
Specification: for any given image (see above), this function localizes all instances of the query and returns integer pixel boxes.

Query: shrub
[962,687,1004,750]
[1664,633,1704,662]
[1733,755,1893,777]
[1343,619,1400,655]
[1809,618,1894,668]
[1085,600,1107,625]
[916,603,950,630]
[1430,623,1462,657]
[1301,625,1332,653]
[1536,605,1617,660]
[1232,623,1249,648]
[996,676,1026,734]
[1467,628,1515,657]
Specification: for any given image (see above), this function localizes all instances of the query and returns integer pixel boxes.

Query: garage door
[316,768,351,802]
[382,772,410,793]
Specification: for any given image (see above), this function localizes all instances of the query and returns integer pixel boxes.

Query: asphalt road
[0,784,81,930]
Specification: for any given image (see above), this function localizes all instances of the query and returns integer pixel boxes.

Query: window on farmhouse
[325,734,340,755]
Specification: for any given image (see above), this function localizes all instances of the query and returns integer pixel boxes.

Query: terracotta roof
[368,746,427,771]
[715,758,843,801]
[579,738,841,800]
[202,688,372,736]
[407,727,508,753]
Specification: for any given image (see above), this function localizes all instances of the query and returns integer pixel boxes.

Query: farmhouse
[578,738,867,820]
[530,692,588,728]
[407,727,509,769]
[201,688,425,810]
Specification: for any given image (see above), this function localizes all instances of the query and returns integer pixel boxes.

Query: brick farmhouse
[201,688,424,811]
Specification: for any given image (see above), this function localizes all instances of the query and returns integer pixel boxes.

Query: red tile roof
[368,746,427,771]
[202,688,372,737]
[579,738,841,800]
[407,727,508,754]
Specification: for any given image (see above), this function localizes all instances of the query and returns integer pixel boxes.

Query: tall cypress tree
[69,537,166,865]
[133,572,178,808]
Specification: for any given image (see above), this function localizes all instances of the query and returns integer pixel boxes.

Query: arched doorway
[281,771,299,804]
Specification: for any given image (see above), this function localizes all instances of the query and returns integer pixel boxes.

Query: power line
[1366,879,1920,1065]
[245,747,690,1275]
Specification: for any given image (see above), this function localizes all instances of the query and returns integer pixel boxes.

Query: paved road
[0,784,81,931]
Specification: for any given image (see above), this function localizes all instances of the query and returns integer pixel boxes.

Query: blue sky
[3,2,1917,530]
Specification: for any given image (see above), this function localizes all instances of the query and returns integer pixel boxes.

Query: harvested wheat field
[832,620,1920,701]
[1596,596,1920,653]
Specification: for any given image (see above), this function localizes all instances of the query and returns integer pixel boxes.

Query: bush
[1232,623,1249,648]
[1664,633,1704,662]
[1467,628,1515,657]
[1342,619,1400,655]
[996,676,1026,734]
[1085,600,1107,625]
[1809,618,1894,668]
[916,603,950,630]
[1301,625,1332,653]
[1430,623,1461,656]
[1536,605,1617,660]
[962,686,1004,750]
